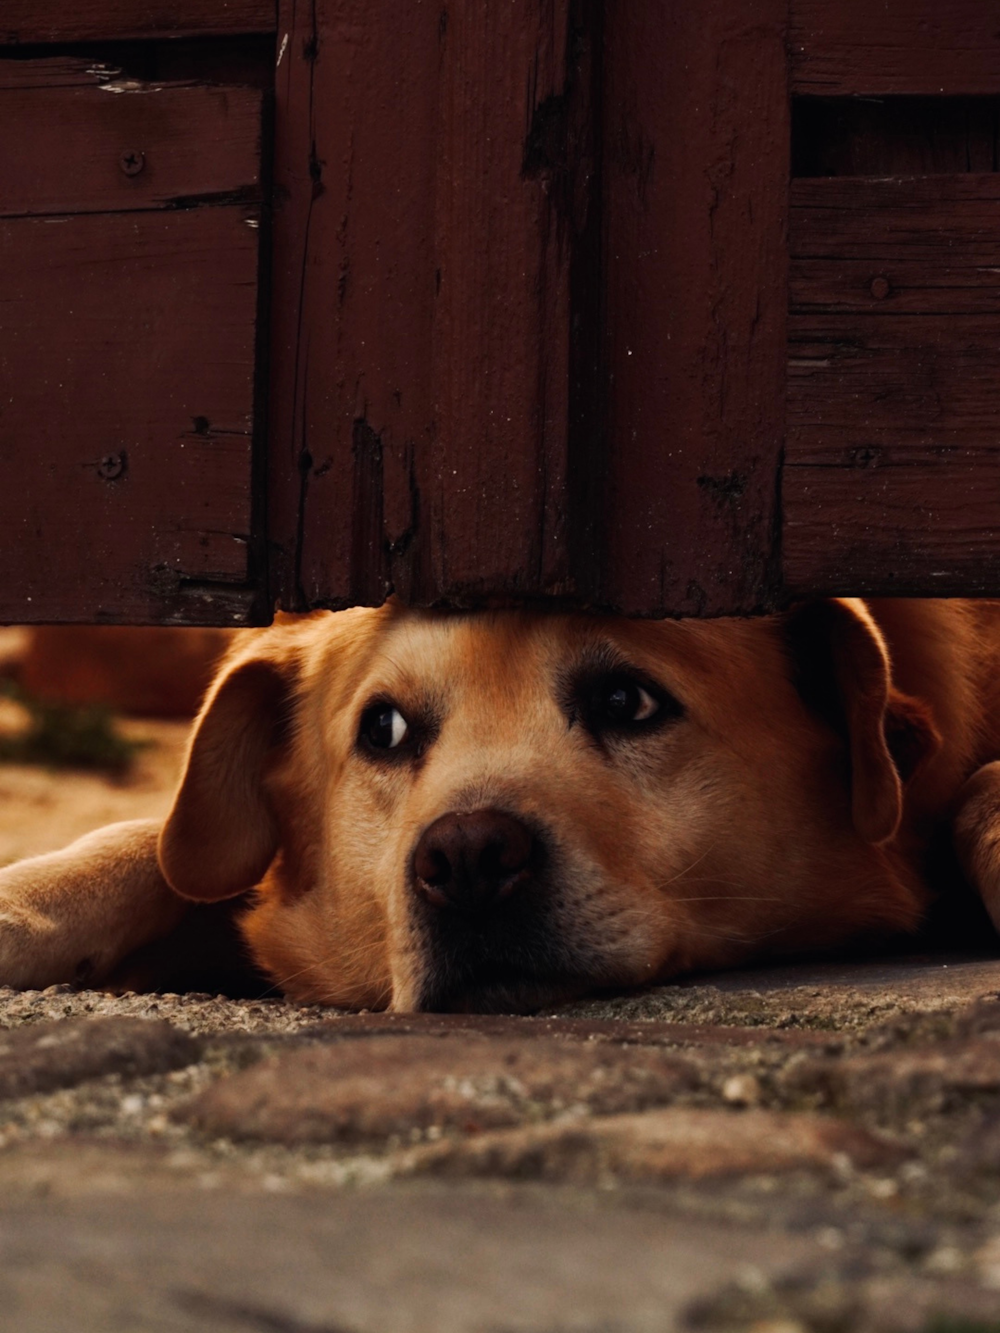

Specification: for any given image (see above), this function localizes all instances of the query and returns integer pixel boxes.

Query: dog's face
[158,601,936,1012]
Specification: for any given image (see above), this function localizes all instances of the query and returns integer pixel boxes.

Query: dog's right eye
[360,703,409,750]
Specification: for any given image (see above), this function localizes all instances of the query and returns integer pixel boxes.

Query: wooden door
[6,2,1000,623]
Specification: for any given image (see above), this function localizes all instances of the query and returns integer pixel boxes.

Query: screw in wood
[118,150,145,176]
[851,446,880,469]
[98,452,127,481]
[869,276,891,300]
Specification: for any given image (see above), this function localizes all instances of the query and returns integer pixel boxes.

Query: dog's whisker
[657,849,713,888]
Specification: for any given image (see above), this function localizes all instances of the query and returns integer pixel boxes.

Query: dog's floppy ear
[158,635,301,901]
[785,599,940,845]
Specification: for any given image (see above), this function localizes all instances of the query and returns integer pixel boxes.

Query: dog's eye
[598,677,660,725]
[361,703,409,750]
[574,670,683,739]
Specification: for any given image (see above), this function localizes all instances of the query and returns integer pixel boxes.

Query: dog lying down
[1,597,999,1013]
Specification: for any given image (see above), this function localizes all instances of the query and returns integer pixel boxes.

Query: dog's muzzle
[412,808,540,916]
[409,808,593,1012]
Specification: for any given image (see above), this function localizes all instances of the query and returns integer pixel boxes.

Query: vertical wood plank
[600,0,789,616]
[269,0,592,609]
[267,0,440,609]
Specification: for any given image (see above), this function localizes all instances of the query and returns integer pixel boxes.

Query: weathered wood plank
[788,428,1000,469]
[0,1,276,44]
[786,167,1000,597]
[784,446,1000,596]
[791,0,1000,95]
[792,176,1000,261]
[0,59,107,91]
[0,207,259,622]
[417,0,578,602]
[599,0,788,615]
[266,0,441,609]
[0,71,263,218]
[791,176,1000,311]
[788,314,1000,432]
[791,259,1000,316]
[270,0,588,610]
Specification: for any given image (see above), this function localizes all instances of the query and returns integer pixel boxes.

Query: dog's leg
[0,819,186,989]
[953,761,1000,932]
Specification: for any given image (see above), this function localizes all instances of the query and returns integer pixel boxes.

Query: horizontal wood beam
[1,2,276,45]
[0,63,263,217]
[791,0,1000,96]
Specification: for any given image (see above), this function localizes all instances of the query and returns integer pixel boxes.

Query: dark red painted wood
[784,450,1000,596]
[791,176,1000,260]
[790,319,1000,432]
[0,63,263,217]
[0,39,266,628]
[1,1,275,45]
[784,174,1000,595]
[599,0,789,615]
[0,207,259,622]
[791,0,1000,96]
[792,259,1000,316]
[12,0,1000,624]
[269,0,592,610]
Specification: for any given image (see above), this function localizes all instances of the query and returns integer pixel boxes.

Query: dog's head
[157,599,939,1011]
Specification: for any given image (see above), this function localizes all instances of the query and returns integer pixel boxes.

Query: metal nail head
[98,452,127,481]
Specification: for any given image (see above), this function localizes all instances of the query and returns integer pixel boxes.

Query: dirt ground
[0,625,192,865]
[0,716,188,866]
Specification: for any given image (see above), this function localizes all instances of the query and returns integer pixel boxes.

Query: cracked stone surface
[2,956,1000,1330]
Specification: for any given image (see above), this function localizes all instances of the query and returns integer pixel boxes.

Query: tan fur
[1,598,1000,1012]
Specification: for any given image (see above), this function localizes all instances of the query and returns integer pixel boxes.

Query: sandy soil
[0,718,189,866]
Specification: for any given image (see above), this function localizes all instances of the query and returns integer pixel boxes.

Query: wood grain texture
[599,0,788,615]
[791,0,1000,95]
[789,315,1000,432]
[1,1,276,44]
[792,259,1000,316]
[784,448,1000,596]
[791,176,1000,261]
[270,0,593,609]
[0,208,258,622]
[0,66,263,218]
[785,175,1000,595]
[789,179,1000,425]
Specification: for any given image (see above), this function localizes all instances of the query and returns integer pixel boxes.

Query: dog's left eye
[598,677,661,725]
[360,703,410,750]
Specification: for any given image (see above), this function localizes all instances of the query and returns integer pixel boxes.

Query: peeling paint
[99,80,165,95]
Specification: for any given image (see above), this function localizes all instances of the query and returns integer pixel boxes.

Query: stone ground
[1,720,1000,1329]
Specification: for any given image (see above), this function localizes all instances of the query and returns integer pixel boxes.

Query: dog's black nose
[413,809,536,913]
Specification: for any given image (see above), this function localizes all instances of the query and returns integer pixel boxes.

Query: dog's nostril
[413,809,537,912]
[416,845,452,888]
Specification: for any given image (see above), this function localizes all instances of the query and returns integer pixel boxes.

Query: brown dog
[0,598,998,1012]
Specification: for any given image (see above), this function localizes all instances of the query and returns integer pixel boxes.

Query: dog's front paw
[0,903,77,990]
[954,760,1000,932]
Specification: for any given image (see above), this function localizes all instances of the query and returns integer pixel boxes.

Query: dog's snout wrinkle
[413,809,536,914]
